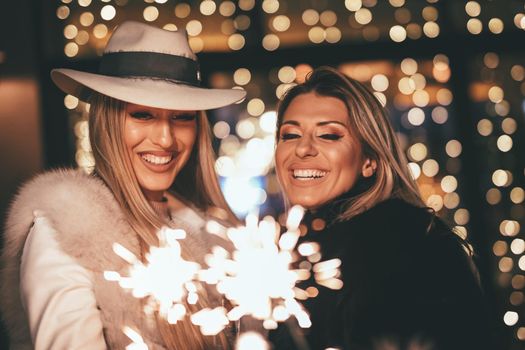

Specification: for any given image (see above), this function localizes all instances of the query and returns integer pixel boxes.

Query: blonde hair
[88,94,234,349]
[276,66,424,220]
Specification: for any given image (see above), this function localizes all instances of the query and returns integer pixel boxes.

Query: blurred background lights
[389,25,407,42]
[262,0,279,15]
[238,0,255,12]
[308,26,325,43]
[143,6,159,22]
[175,3,191,18]
[467,18,483,34]
[355,8,372,25]
[259,111,277,134]
[101,5,116,21]
[465,1,481,17]
[371,74,389,91]
[219,1,236,17]
[200,0,216,16]
[345,0,363,12]
[497,135,513,152]
[320,10,337,27]
[401,58,418,75]
[302,9,319,26]
[247,98,265,117]
[407,107,425,126]
[441,175,458,193]
[234,68,251,86]
[272,15,291,32]
[186,20,203,36]
[445,140,462,158]
[504,311,519,326]
[213,121,230,140]
[228,34,245,50]
[262,34,280,51]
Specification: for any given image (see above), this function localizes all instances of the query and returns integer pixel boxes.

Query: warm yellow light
[484,52,499,68]
[492,241,508,256]
[143,6,159,22]
[272,15,291,32]
[247,98,265,117]
[308,27,325,43]
[64,95,79,109]
[221,20,235,35]
[408,143,427,162]
[345,0,362,12]
[219,1,236,17]
[101,5,116,21]
[406,23,422,39]
[262,34,280,51]
[423,21,440,38]
[407,107,425,126]
[200,0,216,16]
[431,106,448,124]
[64,42,79,57]
[175,3,191,18]
[408,162,421,180]
[422,159,439,177]
[488,18,504,34]
[320,10,337,27]
[234,68,251,86]
[422,6,438,21]
[355,8,372,25]
[412,90,429,107]
[389,25,407,42]
[371,74,389,92]
[186,20,203,36]
[477,119,493,136]
[234,15,251,31]
[262,0,279,14]
[228,34,246,50]
[302,9,319,26]
[57,6,70,20]
[427,195,443,212]
[486,188,501,205]
[238,0,255,11]
[163,24,178,31]
[75,30,89,45]
[510,65,525,81]
[80,12,94,26]
[499,258,514,273]
[511,239,525,255]
[488,86,504,103]
[492,169,511,187]
[389,0,405,7]
[64,24,78,39]
[504,311,519,326]
[400,58,418,75]
[236,118,256,139]
[411,73,426,90]
[325,27,342,43]
[467,18,482,34]
[188,38,204,53]
[446,140,462,158]
[510,187,525,204]
[436,88,453,106]
[465,1,481,17]
[444,192,459,209]
[78,0,92,7]
[497,135,513,152]
[213,121,231,139]
[278,66,296,84]
[398,77,416,95]
[441,175,458,193]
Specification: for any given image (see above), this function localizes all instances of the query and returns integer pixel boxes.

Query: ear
[361,158,377,178]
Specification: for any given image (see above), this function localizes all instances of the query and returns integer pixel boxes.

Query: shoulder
[3,168,136,270]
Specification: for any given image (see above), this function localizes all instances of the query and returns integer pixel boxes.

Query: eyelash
[280,133,342,141]
[130,112,196,121]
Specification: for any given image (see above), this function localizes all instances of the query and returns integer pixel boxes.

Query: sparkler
[106,206,343,349]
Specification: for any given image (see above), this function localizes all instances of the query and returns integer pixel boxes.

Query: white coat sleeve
[19,215,107,350]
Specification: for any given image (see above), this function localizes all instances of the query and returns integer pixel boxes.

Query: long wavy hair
[276,66,424,221]
[88,94,236,349]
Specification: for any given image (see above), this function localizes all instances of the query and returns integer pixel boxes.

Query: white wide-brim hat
[51,21,246,110]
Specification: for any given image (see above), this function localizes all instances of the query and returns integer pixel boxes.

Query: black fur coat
[270,197,493,350]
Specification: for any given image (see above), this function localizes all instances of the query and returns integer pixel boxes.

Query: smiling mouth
[140,153,174,166]
[292,169,328,180]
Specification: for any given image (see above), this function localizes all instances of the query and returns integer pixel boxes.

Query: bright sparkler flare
[104,227,201,323]
[123,326,148,350]
[200,205,343,331]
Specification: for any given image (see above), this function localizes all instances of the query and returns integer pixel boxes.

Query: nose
[151,119,175,149]
[295,134,318,158]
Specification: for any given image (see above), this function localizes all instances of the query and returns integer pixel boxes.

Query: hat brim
[51,68,246,111]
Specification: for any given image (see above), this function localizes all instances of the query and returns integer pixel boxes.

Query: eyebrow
[281,120,348,127]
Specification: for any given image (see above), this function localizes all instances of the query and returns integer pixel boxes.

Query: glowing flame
[105,227,201,323]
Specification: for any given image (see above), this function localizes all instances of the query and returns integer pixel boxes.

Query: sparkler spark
[105,227,201,323]
[123,326,148,350]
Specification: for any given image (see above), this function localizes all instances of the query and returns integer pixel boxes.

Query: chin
[289,195,325,210]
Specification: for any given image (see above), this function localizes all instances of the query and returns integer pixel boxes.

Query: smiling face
[275,92,374,210]
[124,103,197,201]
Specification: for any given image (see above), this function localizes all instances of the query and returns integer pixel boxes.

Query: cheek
[124,121,145,150]
[274,144,288,178]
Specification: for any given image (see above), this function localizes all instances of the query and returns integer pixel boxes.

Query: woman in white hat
[1,21,245,349]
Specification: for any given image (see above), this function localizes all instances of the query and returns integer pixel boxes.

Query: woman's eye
[130,112,153,120]
[172,113,196,122]
[319,134,342,140]
[280,133,300,140]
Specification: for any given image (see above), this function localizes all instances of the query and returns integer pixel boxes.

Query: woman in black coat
[270,67,493,350]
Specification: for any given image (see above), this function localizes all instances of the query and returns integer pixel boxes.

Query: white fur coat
[0,169,223,349]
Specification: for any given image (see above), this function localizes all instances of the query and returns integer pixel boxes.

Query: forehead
[282,93,349,125]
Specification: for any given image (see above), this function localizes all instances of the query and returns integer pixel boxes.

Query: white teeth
[293,169,327,179]
[141,154,173,165]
